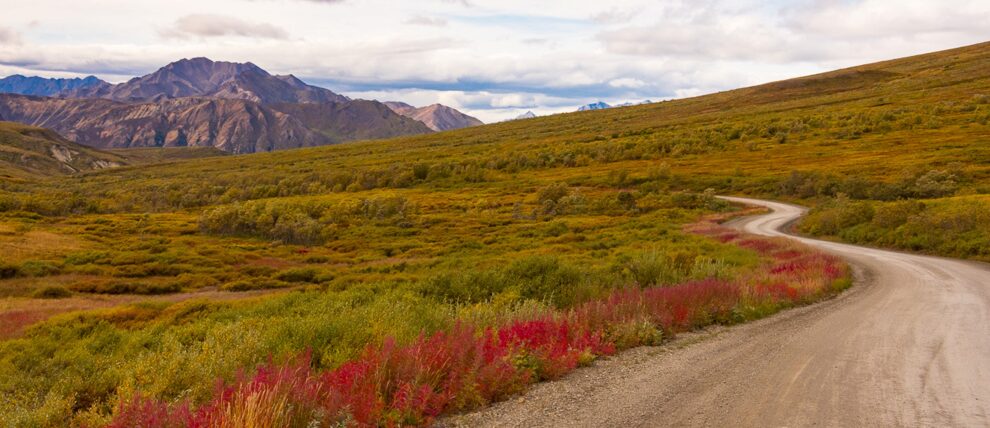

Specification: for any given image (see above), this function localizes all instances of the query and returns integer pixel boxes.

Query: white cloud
[609,77,645,88]
[405,15,448,27]
[786,0,990,39]
[161,14,289,40]
[591,7,640,24]
[0,27,21,46]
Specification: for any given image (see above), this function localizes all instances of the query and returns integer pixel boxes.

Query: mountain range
[0,58,481,153]
[577,101,611,111]
[0,75,107,97]
[66,58,349,105]
[576,100,654,112]
[384,102,483,131]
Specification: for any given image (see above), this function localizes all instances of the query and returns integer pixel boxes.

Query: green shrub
[800,196,990,261]
[419,269,505,303]
[240,265,278,277]
[19,261,62,277]
[199,196,416,244]
[274,267,321,283]
[800,196,875,235]
[626,249,682,286]
[0,263,20,279]
[536,183,571,216]
[417,256,591,307]
[543,221,569,237]
[503,256,585,306]
[304,255,331,264]
[112,262,186,278]
[64,251,111,266]
[69,279,181,295]
[32,286,73,299]
[175,273,221,289]
[872,200,925,228]
[221,278,290,291]
[913,170,959,198]
[669,190,727,211]
[689,257,732,280]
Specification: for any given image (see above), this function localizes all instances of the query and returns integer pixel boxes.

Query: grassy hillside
[1,42,988,425]
[0,122,125,180]
[0,121,227,179]
[104,147,229,165]
[3,42,988,214]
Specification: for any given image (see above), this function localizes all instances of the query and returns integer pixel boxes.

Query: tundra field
[1,42,990,426]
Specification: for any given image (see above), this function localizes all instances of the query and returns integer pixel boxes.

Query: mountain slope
[385,102,483,131]
[273,101,432,142]
[0,59,432,153]
[68,58,348,104]
[0,121,124,178]
[0,94,334,153]
[0,75,108,97]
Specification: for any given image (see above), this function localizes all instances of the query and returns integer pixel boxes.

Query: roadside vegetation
[2,42,990,426]
[799,195,990,261]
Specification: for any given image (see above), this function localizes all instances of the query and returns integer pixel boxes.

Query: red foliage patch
[108,222,849,427]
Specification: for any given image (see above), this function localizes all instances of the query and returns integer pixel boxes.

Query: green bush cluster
[68,279,182,295]
[31,286,72,299]
[418,256,594,308]
[199,195,415,244]
[625,249,733,286]
[220,278,290,292]
[778,168,964,200]
[0,260,62,279]
[800,195,990,260]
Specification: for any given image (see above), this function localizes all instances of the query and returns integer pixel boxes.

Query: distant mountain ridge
[510,110,536,120]
[384,102,483,131]
[578,101,611,111]
[66,57,349,105]
[577,100,654,111]
[0,58,433,153]
[0,75,108,97]
[615,100,653,107]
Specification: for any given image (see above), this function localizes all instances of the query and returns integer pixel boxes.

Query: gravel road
[443,197,990,427]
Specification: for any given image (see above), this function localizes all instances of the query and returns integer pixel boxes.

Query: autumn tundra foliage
[2,42,990,425]
[106,220,848,427]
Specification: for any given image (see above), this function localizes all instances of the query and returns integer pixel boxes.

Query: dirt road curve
[445,197,990,427]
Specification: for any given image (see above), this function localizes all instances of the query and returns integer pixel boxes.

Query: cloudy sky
[0,0,988,122]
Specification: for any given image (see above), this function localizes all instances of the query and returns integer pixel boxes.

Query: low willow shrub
[107,221,849,427]
[800,195,990,260]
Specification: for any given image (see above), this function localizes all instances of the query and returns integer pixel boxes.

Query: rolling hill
[0,121,124,179]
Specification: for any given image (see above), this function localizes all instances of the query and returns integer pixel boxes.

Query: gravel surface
[441,197,990,427]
